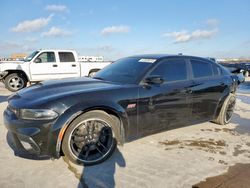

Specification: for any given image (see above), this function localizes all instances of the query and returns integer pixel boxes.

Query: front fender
[47,101,129,158]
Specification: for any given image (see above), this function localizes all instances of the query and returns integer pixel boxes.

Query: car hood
[13,77,123,104]
[0,61,24,65]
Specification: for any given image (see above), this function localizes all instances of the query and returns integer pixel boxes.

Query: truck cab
[0,49,110,92]
[28,50,80,81]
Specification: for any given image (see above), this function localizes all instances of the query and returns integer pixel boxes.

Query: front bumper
[4,107,58,157]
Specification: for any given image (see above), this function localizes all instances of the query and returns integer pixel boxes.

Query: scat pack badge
[127,103,136,109]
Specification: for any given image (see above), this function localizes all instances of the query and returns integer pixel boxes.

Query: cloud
[41,27,71,37]
[25,37,38,43]
[242,39,250,46]
[163,28,218,43]
[0,42,35,57]
[78,45,125,60]
[12,15,53,33]
[45,4,69,12]
[101,25,130,35]
[205,18,219,27]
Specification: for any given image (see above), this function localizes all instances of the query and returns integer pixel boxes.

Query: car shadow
[7,129,126,187]
[63,148,126,188]
[80,148,126,188]
[6,131,50,160]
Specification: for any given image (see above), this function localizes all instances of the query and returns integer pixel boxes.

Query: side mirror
[34,58,42,63]
[143,75,164,85]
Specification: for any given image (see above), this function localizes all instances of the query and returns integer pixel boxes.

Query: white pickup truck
[0,49,111,91]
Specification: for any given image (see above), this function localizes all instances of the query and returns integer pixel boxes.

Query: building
[10,53,27,60]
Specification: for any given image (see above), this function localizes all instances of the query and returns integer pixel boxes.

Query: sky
[1,0,250,60]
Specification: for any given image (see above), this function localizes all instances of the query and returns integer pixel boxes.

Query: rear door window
[149,59,188,82]
[59,52,75,62]
[190,59,213,78]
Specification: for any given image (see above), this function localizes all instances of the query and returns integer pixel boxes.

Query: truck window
[59,52,75,62]
[35,52,56,63]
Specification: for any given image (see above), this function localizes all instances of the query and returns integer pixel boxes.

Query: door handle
[219,81,225,86]
[72,64,76,67]
[53,64,58,67]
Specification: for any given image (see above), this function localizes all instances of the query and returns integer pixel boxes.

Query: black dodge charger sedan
[4,54,239,165]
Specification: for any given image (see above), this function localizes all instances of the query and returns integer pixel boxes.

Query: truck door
[30,51,60,81]
[57,52,80,79]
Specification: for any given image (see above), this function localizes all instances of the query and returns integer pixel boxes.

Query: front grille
[16,134,41,154]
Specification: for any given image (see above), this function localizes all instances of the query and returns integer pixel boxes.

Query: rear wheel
[62,110,117,166]
[4,73,27,92]
[88,69,100,77]
[213,93,236,125]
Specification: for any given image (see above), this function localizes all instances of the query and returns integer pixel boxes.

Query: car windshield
[94,57,155,84]
[24,51,39,62]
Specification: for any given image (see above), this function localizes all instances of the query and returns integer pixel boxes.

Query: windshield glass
[94,57,155,84]
[24,51,39,62]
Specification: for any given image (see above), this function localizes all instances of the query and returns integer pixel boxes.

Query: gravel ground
[0,79,249,188]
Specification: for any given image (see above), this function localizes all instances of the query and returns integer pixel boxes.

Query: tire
[62,110,117,166]
[88,69,100,77]
[4,73,27,92]
[213,93,236,125]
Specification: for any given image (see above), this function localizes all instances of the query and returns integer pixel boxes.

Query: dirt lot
[0,79,250,188]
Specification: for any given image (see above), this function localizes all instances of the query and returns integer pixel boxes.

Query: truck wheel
[62,110,117,166]
[244,71,249,77]
[213,93,236,125]
[88,69,100,77]
[4,73,27,92]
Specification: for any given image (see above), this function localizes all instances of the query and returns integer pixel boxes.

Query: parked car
[220,62,250,77]
[218,63,245,84]
[4,54,240,165]
[0,50,111,92]
[238,62,250,77]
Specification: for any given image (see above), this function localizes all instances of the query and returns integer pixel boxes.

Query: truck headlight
[19,109,58,120]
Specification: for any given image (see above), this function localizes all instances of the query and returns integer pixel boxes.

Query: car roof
[39,49,76,53]
[128,54,211,62]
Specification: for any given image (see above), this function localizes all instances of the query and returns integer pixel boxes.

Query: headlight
[19,109,58,120]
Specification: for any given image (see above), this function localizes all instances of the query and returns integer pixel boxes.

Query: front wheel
[4,73,27,92]
[213,93,236,125]
[62,110,117,166]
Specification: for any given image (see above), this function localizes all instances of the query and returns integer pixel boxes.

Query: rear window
[191,59,213,78]
[212,64,221,76]
[59,52,75,62]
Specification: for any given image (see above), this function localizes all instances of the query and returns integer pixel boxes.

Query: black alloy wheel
[69,119,114,163]
[62,110,117,166]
